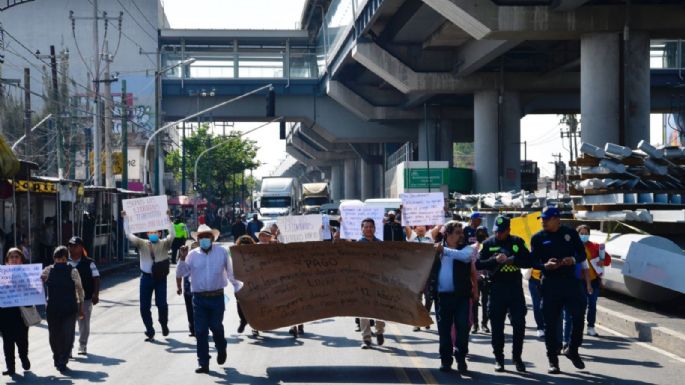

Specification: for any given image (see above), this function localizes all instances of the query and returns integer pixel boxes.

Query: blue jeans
[586,278,601,327]
[528,279,544,331]
[139,273,168,338]
[193,295,226,367]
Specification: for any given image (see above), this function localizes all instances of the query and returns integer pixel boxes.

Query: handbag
[148,242,170,281]
[20,306,42,327]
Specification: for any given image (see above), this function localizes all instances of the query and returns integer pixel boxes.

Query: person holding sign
[0,248,32,376]
[357,218,387,349]
[476,216,531,373]
[41,246,85,373]
[176,224,243,374]
[430,221,479,374]
[122,209,176,342]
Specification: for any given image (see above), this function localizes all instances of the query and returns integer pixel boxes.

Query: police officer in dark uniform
[530,207,587,374]
[476,216,529,372]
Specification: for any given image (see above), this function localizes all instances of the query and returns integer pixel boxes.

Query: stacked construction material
[570,141,685,223]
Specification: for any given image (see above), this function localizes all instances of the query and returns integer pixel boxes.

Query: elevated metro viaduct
[160,0,685,200]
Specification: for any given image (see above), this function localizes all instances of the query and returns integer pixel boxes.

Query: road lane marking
[389,324,438,385]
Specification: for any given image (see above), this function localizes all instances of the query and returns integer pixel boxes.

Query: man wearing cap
[122,209,175,341]
[177,224,242,374]
[67,237,100,356]
[171,217,189,264]
[530,207,587,374]
[476,216,531,373]
[383,211,405,242]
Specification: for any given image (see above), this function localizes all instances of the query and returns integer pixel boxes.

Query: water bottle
[599,244,606,259]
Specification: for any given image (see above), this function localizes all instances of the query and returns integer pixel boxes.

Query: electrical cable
[113,0,157,42]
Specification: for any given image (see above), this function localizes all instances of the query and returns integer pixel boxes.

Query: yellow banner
[231,241,435,330]
[14,180,58,194]
[509,211,542,248]
[89,152,124,175]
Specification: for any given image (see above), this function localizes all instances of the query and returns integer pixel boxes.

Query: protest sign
[231,242,434,330]
[322,214,332,240]
[339,205,384,240]
[509,211,541,247]
[0,264,46,307]
[277,215,324,243]
[122,195,170,234]
[400,192,445,227]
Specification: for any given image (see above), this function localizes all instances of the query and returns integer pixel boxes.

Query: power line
[128,0,158,31]
[106,19,156,66]
[113,0,157,42]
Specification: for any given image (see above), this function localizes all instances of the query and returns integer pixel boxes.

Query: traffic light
[266,88,275,117]
[279,121,286,140]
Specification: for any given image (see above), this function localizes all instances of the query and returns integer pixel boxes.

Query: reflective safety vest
[174,223,188,238]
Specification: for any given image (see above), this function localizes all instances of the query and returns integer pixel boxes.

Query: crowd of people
[1,204,611,377]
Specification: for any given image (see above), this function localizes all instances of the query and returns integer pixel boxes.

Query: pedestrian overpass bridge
[160,0,685,200]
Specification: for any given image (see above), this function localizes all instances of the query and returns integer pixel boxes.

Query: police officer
[476,216,529,373]
[172,217,189,264]
[530,207,587,374]
[471,225,491,334]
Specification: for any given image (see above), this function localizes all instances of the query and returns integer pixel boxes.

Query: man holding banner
[357,218,386,349]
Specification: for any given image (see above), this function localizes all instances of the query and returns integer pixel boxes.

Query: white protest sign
[277,215,324,243]
[400,192,446,227]
[322,214,332,240]
[340,205,385,240]
[0,264,46,307]
[122,195,170,234]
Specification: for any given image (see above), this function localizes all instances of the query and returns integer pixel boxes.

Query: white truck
[259,177,300,216]
[301,183,330,214]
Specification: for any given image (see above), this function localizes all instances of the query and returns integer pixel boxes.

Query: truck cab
[259,177,300,216]
[301,183,330,214]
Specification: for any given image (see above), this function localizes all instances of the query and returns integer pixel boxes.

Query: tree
[165,125,260,206]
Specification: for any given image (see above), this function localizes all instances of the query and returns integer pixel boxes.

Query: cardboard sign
[122,195,170,234]
[400,192,445,227]
[277,215,324,243]
[231,242,435,330]
[0,264,46,307]
[509,211,542,248]
[339,205,384,240]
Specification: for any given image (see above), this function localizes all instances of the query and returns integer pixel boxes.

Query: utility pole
[23,68,31,158]
[121,79,128,189]
[102,41,115,188]
[181,121,186,194]
[48,45,65,179]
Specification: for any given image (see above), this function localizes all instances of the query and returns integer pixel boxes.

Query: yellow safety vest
[174,223,188,238]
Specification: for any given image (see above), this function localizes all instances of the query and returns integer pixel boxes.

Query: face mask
[148,234,159,243]
[199,238,212,250]
[579,234,590,243]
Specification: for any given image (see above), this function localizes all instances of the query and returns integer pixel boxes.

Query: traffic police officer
[476,216,529,372]
[530,206,587,374]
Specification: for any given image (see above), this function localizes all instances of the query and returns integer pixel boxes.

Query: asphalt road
[3,248,684,384]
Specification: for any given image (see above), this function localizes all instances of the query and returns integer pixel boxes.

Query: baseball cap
[470,212,482,220]
[387,210,396,216]
[493,216,510,232]
[68,236,84,246]
[538,207,561,220]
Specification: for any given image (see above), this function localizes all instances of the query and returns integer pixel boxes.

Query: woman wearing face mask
[121,209,176,342]
[576,225,611,337]
[0,248,31,376]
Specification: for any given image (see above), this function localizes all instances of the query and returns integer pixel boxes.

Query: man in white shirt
[177,224,242,374]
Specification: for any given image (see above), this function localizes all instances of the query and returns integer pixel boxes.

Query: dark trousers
[528,279,545,330]
[0,308,29,371]
[171,238,186,264]
[542,278,586,363]
[586,278,601,327]
[473,277,490,327]
[184,294,195,334]
[47,312,77,367]
[436,293,471,367]
[237,301,247,326]
[139,272,168,338]
[193,295,227,367]
[489,283,527,360]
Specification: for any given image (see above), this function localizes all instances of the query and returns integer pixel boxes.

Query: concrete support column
[376,164,385,197]
[625,31,651,147]
[439,119,454,166]
[330,164,343,202]
[474,90,499,193]
[344,158,357,199]
[502,92,521,190]
[418,120,438,161]
[581,33,620,146]
[360,158,373,200]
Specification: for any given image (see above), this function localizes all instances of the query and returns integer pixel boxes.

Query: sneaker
[144,336,155,342]
[565,352,585,369]
[481,323,490,333]
[78,346,87,356]
[361,341,372,349]
[289,326,299,338]
[2,369,15,376]
[413,326,420,332]
[20,356,30,371]
[376,333,385,346]
[548,362,561,374]
[494,360,505,372]
[513,358,526,373]
[536,329,545,338]
[237,321,247,334]
[217,349,227,365]
[424,325,430,330]
[252,329,260,337]
[587,327,598,337]
[297,324,304,334]
[189,332,195,337]
[162,325,170,337]
[457,360,468,375]
[195,366,209,374]
[471,325,478,334]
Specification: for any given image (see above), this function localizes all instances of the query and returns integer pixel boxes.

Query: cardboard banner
[231,241,435,330]
[339,205,384,240]
[122,195,170,234]
[0,264,46,307]
[400,192,445,227]
[277,215,324,243]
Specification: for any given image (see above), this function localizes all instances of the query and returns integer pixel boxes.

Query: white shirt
[68,257,100,278]
[176,245,243,293]
[123,218,175,274]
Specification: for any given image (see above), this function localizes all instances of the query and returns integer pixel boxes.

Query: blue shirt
[438,245,475,293]
[358,236,381,242]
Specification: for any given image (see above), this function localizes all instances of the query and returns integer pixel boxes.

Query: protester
[122,209,176,341]
[577,225,611,337]
[355,218,386,349]
[247,214,264,242]
[231,216,247,241]
[41,246,85,373]
[409,225,433,332]
[257,229,274,244]
[383,211,404,241]
[529,206,587,374]
[269,223,283,243]
[177,241,199,337]
[472,225,491,334]
[172,217,189,264]
[177,224,243,374]
[476,216,530,372]
[233,235,256,335]
[561,260,592,354]
[431,221,478,374]
[463,213,483,244]
[67,236,100,356]
[0,248,31,376]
